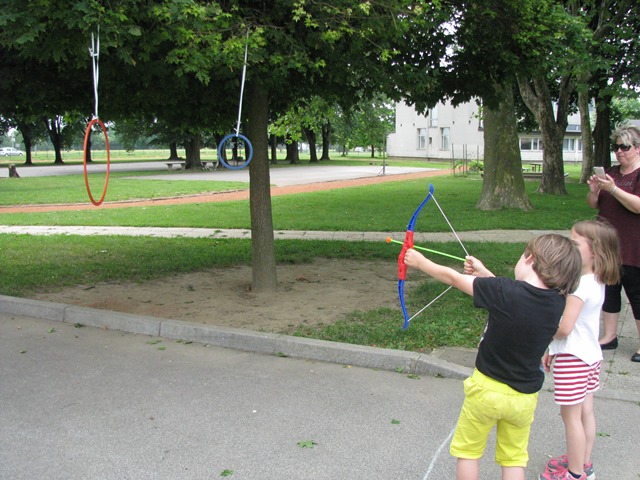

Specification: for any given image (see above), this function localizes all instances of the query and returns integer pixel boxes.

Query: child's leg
[456,458,525,480]
[581,393,596,464]
[581,361,600,466]
[500,465,525,480]
[552,354,599,475]
[561,403,586,475]
[456,458,479,480]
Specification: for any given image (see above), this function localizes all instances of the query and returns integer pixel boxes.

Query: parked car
[0,147,24,156]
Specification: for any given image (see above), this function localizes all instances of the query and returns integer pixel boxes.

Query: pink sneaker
[544,454,595,480]
[539,467,587,480]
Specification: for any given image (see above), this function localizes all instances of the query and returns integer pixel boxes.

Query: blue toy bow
[395,184,469,330]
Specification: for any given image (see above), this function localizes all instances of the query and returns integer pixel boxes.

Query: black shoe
[631,353,640,363]
[599,337,618,350]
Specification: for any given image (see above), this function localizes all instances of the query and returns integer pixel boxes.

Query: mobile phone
[594,166,606,179]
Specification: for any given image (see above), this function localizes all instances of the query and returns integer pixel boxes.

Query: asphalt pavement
[1,299,638,480]
[2,163,639,479]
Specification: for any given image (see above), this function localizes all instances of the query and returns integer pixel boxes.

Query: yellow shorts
[450,369,538,467]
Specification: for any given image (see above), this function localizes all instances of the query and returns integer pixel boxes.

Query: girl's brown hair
[524,234,582,295]
[572,219,622,285]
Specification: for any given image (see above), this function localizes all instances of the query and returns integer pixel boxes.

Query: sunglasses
[611,143,632,152]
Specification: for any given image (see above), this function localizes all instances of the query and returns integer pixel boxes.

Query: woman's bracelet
[611,186,618,196]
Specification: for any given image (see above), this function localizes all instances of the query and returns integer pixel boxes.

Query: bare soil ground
[33,259,399,332]
[26,169,449,332]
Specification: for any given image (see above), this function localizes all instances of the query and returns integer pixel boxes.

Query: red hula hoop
[83,117,111,206]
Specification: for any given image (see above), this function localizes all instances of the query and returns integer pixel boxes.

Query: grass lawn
[0,158,595,352]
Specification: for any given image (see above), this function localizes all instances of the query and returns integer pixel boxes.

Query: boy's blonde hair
[524,234,582,295]
[573,219,621,285]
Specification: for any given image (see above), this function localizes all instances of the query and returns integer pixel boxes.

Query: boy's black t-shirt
[473,276,565,394]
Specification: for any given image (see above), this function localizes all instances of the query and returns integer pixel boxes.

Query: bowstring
[430,193,470,257]
[406,286,452,324]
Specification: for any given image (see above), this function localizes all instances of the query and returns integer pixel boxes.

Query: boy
[404,234,582,480]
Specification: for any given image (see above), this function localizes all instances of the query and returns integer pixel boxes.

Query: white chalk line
[422,425,456,480]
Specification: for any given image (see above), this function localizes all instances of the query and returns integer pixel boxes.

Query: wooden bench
[166,162,186,170]
[522,171,569,180]
[218,155,245,167]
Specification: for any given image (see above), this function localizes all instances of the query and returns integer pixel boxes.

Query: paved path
[0,225,571,244]
[0,161,433,184]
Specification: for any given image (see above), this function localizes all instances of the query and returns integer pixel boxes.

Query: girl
[540,220,621,480]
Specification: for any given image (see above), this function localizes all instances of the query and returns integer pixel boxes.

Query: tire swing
[83,28,111,206]
[217,31,253,170]
[217,133,252,170]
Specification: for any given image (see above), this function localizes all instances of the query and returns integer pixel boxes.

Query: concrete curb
[0,294,472,381]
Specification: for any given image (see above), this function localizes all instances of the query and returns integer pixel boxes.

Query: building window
[417,128,427,149]
[563,138,576,151]
[440,127,450,150]
[430,106,438,127]
[520,137,542,151]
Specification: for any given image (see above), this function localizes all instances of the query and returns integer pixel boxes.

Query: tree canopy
[2,0,640,285]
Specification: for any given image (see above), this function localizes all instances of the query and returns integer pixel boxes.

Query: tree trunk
[517,75,573,195]
[537,120,567,195]
[269,134,278,165]
[578,84,594,183]
[320,122,331,160]
[8,164,20,178]
[593,92,612,169]
[168,142,180,161]
[184,133,201,169]
[246,80,277,293]
[304,128,318,163]
[285,138,300,164]
[85,130,93,163]
[213,134,224,169]
[44,116,64,164]
[17,121,33,165]
[477,82,533,211]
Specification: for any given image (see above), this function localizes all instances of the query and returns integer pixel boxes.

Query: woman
[587,121,640,362]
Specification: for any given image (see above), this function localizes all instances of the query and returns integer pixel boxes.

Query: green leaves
[297,440,318,448]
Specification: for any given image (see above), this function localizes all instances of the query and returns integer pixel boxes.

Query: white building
[386,100,585,163]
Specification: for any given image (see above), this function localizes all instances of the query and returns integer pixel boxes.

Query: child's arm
[404,248,475,296]
[553,294,584,339]
[542,349,554,372]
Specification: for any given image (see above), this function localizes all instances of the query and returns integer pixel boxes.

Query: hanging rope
[89,28,100,119]
[218,29,253,170]
[235,29,249,137]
